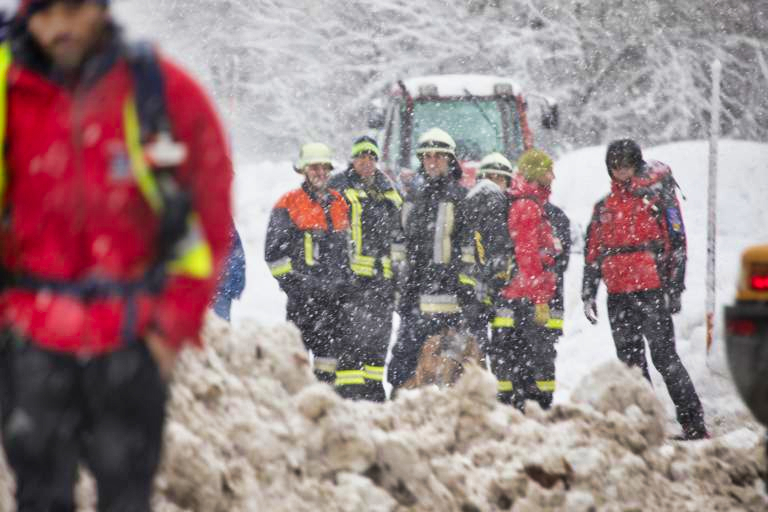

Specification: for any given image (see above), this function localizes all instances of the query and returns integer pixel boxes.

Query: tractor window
[410,99,503,168]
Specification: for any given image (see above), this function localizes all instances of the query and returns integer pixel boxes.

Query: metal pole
[706,59,721,354]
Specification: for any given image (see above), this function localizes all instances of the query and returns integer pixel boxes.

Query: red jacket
[501,175,557,304]
[0,32,232,354]
[584,180,670,295]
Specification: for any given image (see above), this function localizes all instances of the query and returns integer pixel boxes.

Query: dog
[402,329,483,389]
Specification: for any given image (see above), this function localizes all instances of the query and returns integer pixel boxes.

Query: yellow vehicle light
[737,245,768,301]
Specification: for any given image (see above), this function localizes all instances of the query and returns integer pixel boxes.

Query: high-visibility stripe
[459,273,477,287]
[492,317,515,328]
[381,257,393,279]
[0,43,11,212]
[314,357,337,374]
[123,96,163,213]
[335,370,366,386]
[461,245,476,264]
[474,231,486,265]
[384,190,403,208]
[268,257,293,277]
[433,202,454,264]
[497,380,513,392]
[345,189,365,262]
[419,294,460,314]
[304,232,315,266]
[364,365,385,382]
[536,380,556,392]
[391,243,406,262]
[545,318,564,330]
[126,96,213,280]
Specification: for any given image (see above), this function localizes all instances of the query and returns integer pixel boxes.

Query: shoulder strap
[125,42,171,142]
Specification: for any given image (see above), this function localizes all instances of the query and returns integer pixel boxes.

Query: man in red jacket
[491,149,559,410]
[582,139,707,440]
[0,1,232,510]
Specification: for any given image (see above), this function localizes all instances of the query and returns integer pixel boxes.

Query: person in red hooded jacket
[0,1,232,510]
[582,139,707,440]
[490,149,560,410]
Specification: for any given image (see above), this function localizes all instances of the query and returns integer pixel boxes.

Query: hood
[508,174,550,203]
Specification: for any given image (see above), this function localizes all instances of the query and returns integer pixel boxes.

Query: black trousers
[607,289,706,435]
[287,294,346,383]
[336,282,393,401]
[0,332,168,512]
[490,300,556,411]
[387,311,462,392]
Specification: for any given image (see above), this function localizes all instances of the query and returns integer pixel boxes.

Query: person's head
[605,139,643,182]
[477,152,514,191]
[350,136,380,181]
[416,127,461,180]
[22,0,110,71]
[295,142,334,192]
[516,148,554,187]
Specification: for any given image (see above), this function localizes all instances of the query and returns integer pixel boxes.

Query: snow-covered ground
[232,139,768,437]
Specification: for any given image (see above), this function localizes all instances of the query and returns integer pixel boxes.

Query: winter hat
[516,149,553,183]
[415,127,456,157]
[477,152,514,180]
[20,0,108,17]
[605,139,643,176]
[350,135,380,160]
[294,142,334,173]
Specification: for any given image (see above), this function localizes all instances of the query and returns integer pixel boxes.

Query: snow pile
[155,318,768,511]
[0,315,765,511]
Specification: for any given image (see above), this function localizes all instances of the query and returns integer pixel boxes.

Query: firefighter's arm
[457,199,480,307]
[150,59,233,349]
[264,207,327,298]
[582,205,603,303]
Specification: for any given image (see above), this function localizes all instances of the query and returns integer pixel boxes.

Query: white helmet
[295,142,334,172]
[415,128,456,157]
[477,152,514,179]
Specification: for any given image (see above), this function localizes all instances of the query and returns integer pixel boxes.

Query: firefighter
[582,139,708,440]
[540,200,570,406]
[265,143,351,385]
[387,128,477,392]
[328,136,402,401]
[491,149,559,410]
[464,152,515,356]
[0,1,233,509]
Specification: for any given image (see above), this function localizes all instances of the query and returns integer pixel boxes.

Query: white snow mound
[1,315,766,511]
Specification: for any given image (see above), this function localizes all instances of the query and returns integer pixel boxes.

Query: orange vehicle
[725,244,768,425]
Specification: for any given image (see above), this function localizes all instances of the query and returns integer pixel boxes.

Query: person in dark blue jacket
[212,228,246,321]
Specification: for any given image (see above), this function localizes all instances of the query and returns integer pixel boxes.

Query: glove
[665,292,682,314]
[533,303,550,326]
[584,298,598,325]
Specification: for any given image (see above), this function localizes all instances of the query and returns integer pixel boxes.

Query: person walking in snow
[491,149,560,410]
[463,152,515,356]
[212,228,246,321]
[387,128,479,392]
[0,1,233,510]
[327,136,403,401]
[582,139,708,440]
[265,143,352,385]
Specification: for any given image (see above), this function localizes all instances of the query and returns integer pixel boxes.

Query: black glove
[665,292,682,314]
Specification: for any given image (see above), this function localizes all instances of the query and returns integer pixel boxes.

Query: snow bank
[6,314,764,511]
